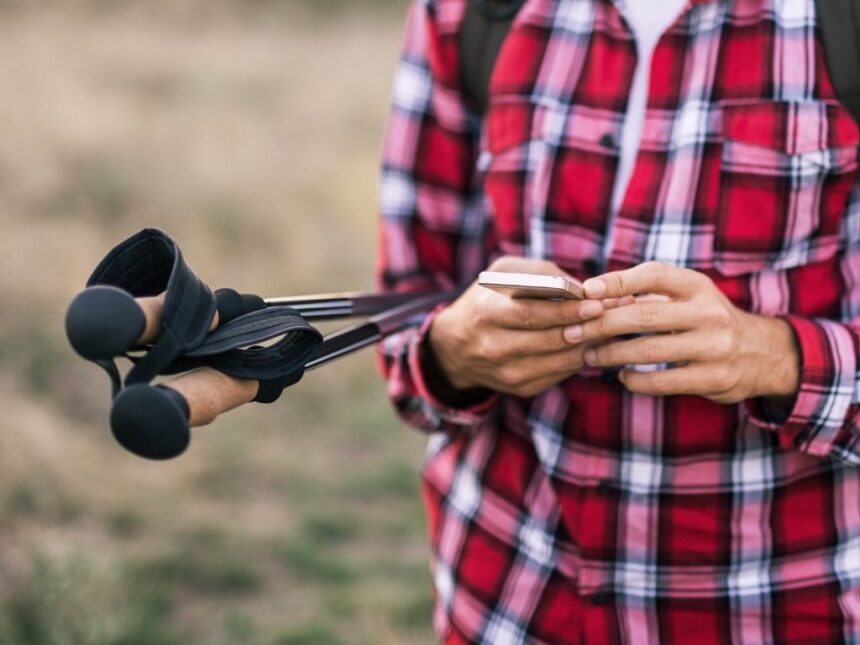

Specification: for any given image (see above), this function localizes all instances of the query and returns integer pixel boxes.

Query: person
[376,0,860,642]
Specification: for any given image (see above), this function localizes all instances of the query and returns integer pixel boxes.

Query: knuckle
[521,304,535,330]
[649,372,676,395]
[488,255,518,271]
[510,300,534,330]
[479,337,503,362]
[679,266,699,280]
[636,304,661,328]
[608,271,627,296]
[706,366,726,389]
[692,268,714,287]
[708,304,732,326]
[711,333,734,358]
[642,261,666,280]
[591,345,609,365]
[712,366,737,392]
[590,314,608,339]
[498,365,521,386]
[642,339,663,363]
[472,298,490,324]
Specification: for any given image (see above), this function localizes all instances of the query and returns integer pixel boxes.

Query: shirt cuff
[746,315,857,457]
[407,304,499,424]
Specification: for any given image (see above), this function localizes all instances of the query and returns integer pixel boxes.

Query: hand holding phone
[424,257,603,402]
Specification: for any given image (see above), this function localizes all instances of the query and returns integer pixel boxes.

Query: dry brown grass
[0,3,436,643]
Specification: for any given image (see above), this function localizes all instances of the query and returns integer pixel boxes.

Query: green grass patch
[193,420,257,499]
[300,514,359,546]
[137,528,263,595]
[274,623,342,645]
[274,540,357,584]
[344,461,419,501]
[3,481,81,524]
[223,612,260,643]
[393,590,434,631]
[142,556,261,595]
[106,509,145,539]
[0,552,183,645]
[23,334,69,397]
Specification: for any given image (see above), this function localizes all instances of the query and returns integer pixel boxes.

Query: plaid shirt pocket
[713,100,860,277]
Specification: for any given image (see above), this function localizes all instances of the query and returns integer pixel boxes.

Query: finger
[582,262,707,300]
[491,347,587,390]
[136,293,168,345]
[492,296,605,330]
[134,292,221,345]
[632,293,671,304]
[109,369,259,460]
[564,301,699,344]
[582,332,705,368]
[618,365,717,398]
[601,296,637,310]
[481,326,580,359]
[167,368,259,427]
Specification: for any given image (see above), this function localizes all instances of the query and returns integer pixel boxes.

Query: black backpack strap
[460,0,525,114]
[816,0,860,124]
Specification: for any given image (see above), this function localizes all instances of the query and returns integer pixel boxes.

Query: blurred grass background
[0,1,438,643]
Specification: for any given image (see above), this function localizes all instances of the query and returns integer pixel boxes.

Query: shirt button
[583,259,599,275]
[590,589,613,606]
[599,133,616,149]
[597,480,613,495]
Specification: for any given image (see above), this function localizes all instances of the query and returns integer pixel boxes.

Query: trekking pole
[66,286,421,362]
[99,290,454,460]
[64,228,458,461]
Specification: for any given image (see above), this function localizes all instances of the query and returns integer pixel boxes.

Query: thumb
[487,256,572,278]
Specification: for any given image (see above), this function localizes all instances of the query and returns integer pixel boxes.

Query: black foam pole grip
[215,288,267,325]
[66,286,146,361]
[110,384,191,460]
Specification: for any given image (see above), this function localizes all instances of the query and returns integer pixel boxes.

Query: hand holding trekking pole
[66,229,457,462]
[104,290,453,459]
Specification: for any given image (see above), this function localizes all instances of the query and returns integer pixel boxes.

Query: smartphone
[478,271,584,300]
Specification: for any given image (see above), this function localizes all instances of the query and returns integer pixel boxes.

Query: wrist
[427,308,473,391]
[749,314,800,399]
[422,315,493,408]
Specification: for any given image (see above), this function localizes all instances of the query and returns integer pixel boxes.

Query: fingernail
[618,296,635,307]
[564,325,582,343]
[584,349,597,365]
[579,301,602,319]
[583,279,606,297]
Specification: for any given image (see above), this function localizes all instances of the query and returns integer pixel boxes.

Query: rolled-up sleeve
[748,184,860,466]
[376,0,498,434]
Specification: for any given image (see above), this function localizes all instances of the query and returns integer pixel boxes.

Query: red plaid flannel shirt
[377,0,860,642]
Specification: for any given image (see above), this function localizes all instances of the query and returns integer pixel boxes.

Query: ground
[0,2,437,643]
